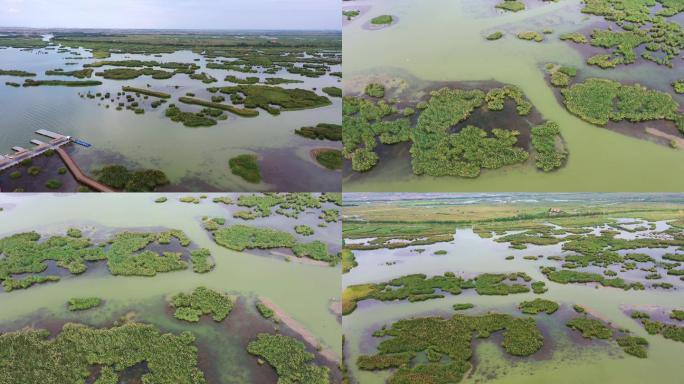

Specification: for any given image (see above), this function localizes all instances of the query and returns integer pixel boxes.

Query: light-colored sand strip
[269,250,330,267]
[646,127,684,148]
[258,296,340,363]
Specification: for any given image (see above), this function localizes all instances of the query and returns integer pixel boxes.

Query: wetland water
[0,193,342,383]
[0,35,341,192]
[342,194,684,384]
[342,0,684,191]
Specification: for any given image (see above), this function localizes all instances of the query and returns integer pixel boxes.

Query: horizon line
[0,26,342,32]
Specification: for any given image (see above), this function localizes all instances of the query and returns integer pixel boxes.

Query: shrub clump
[487,31,504,40]
[315,149,343,170]
[519,298,559,315]
[560,32,588,44]
[295,225,315,236]
[189,248,215,273]
[93,165,169,192]
[67,297,101,311]
[357,313,542,383]
[370,15,393,25]
[517,31,544,42]
[566,317,613,339]
[170,286,234,322]
[229,154,261,183]
[322,86,342,97]
[365,83,385,98]
[496,1,525,12]
[0,322,206,383]
[295,123,341,141]
[247,333,330,384]
[531,120,567,171]
[561,78,684,133]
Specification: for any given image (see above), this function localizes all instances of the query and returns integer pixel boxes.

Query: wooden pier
[1,130,114,192]
[55,148,115,192]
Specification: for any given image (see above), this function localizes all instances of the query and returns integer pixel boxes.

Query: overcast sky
[0,0,340,30]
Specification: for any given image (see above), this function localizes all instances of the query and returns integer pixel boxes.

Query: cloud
[6,7,19,13]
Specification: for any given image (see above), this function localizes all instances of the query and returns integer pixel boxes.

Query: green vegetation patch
[487,32,504,40]
[247,333,330,384]
[342,249,358,274]
[0,322,206,383]
[170,286,234,322]
[517,31,544,42]
[93,165,169,192]
[218,85,331,115]
[343,82,543,176]
[566,317,613,339]
[322,86,342,97]
[165,104,217,127]
[295,123,342,141]
[122,85,171,98]
[531,121,567,171]
[179,96,258,117]
[519,298,560,315]
[314,149,343,170]
[343,272,534,315]
[225,75,259,84]
[674,80,684,94]
[453,303,475,310]
[295,225,314,236]
[207,222,337,264]
[0,69,36,77]
[370,15,393,25]
[560,32,588,44]
[411,87,529,177]
[0,228,203,291]
[496,1,525,12]
[292,240,336,262]
[189,248,215,273]
[617,336,649,358]
[578,0,684,68]
[211,224,296,251]
[358,313,542,383]
[66,228,82,238]
[635,318,684,344]
[256,301,275,319]
[561,78,684,133]
[23,79,102,87]
[365,83,385,98]
[67,297,101,311]
[95,67,177,80]
[229,154,262,183]
[343,10,361,20]
[45,68,93,79]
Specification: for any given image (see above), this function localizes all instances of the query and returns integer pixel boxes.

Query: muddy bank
[258,296,340,363]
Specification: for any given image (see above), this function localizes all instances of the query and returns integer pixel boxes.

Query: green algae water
[342,194,684,384]
[342,0,684,191]
[0,35,341,192]
[0,193,341,383]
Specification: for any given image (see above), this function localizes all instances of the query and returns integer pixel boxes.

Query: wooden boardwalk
[56,148,116,192]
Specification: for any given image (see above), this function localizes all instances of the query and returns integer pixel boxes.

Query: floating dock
[35,129,66,140]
